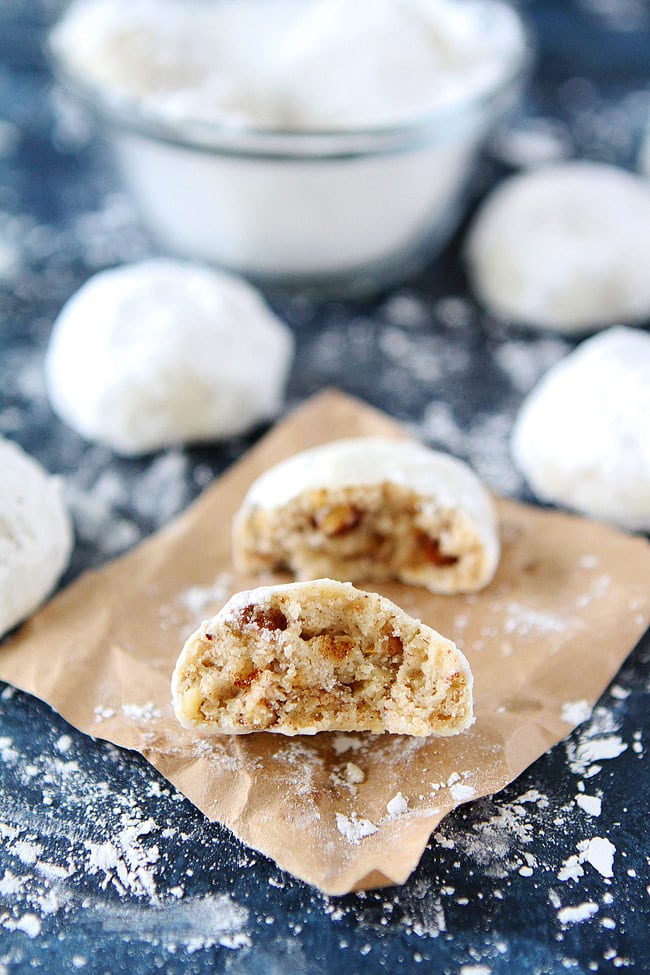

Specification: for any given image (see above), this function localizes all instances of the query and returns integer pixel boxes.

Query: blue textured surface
[0,2,649,972]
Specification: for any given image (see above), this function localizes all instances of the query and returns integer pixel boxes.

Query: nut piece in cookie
[233,437,499,594]
[171,579,473,737]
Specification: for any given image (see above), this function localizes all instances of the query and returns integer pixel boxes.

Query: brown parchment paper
[1,390,649,895]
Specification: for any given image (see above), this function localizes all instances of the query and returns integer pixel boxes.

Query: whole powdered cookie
[171,579,473,737]
[511,327,650,532]
[0,438,73,638]
[45,259,294,455]
[465,161,650,333]
[233,437,499,594]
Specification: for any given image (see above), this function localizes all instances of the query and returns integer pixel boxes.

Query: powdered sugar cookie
[465,161,650,333]
[233,437,499,594]
[511,327,650,531]
[0,438,73,638]
[171,579,473,737]
[45,259,294,455]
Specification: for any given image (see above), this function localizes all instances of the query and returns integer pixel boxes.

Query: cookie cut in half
[171,579,473,737]
[233,437,499,594]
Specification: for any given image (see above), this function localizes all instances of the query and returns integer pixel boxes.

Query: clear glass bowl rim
[47,28,534,160]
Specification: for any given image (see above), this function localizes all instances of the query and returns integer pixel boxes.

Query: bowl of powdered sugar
[49,0,530,293]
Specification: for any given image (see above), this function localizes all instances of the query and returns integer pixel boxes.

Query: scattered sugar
[561,700,592,726]
[121,702,164,723]
[175,574,233,620]
[558,855,584,883]
[494,337,570,393]
[450,783,477,802]
[55,735,73,754]
[579,837,616,879]
[503,602,570,636]
[94,706,117,723]
[84,820,161,900]
[386,793,409,818]
[0,726,255,955]
[566,707,628,774]
[490,116,573,168]
[330,735,367,756]
[568,735,627,774]
[559,837,616,882]
[557,902,599,926]
[418,402,523,496]
[335,813,377,844]
[575,794,601,817]
[329,761,366,796]
[11,914,42,939]
[381,292,430,330]
[434,296,475,330]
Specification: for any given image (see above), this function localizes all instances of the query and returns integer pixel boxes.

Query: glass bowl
[49,5,531,295]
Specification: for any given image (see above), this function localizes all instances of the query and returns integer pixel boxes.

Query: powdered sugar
[557,901,599,926]
[386,792,409,817]
[335,813,378,844]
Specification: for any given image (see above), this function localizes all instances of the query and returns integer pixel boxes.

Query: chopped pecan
[320,634,355,660]
[418,532,459,568]
[313,503,363,537]
[238,604,288,631]
[233,667,261,689]
[386,634,404,659]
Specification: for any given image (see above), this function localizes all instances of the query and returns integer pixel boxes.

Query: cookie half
[233,437,499,594]
[171,579,473,737]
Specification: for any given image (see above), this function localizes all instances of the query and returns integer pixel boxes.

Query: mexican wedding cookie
[171,579,473,736]
[45,260,294,455]
[0,438,73,638]
[511,327,650,531]
[233,437,499,593]
[465,161,650,333]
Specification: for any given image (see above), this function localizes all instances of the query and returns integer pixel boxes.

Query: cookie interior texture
[171,580,473,737]
[234,481,495,595]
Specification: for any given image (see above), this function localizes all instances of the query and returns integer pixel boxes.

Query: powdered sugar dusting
[557,901,599,926]
[335,813,378,844]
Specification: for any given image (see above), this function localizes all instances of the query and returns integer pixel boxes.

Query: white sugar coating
[511,327,650,531]
[44,260,294,455]
[245,437,488,508]
[51,0,526,131]
[465,161,650,332]
[239,436,499,573]
[0,437,73,638]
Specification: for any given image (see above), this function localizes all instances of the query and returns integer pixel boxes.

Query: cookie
[465,161,650,333]
[511,327,650,531]
[171,579,473,737]
[0,437,73,638]
[45,259,294,455]
[233,437,499,594]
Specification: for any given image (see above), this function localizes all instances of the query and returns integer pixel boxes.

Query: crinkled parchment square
[1,390,649,894]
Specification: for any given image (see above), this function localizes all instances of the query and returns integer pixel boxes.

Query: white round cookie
[45,259,294,455]
[0,438,73,638]
[511,327,650,531]
[465,161,650,333]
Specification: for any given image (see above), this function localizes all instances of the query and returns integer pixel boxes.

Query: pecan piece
[417,532,459,568]
[313,503,363,537]
[238,604,288,631]
[233,667,261,689]
[385,634,404,659]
